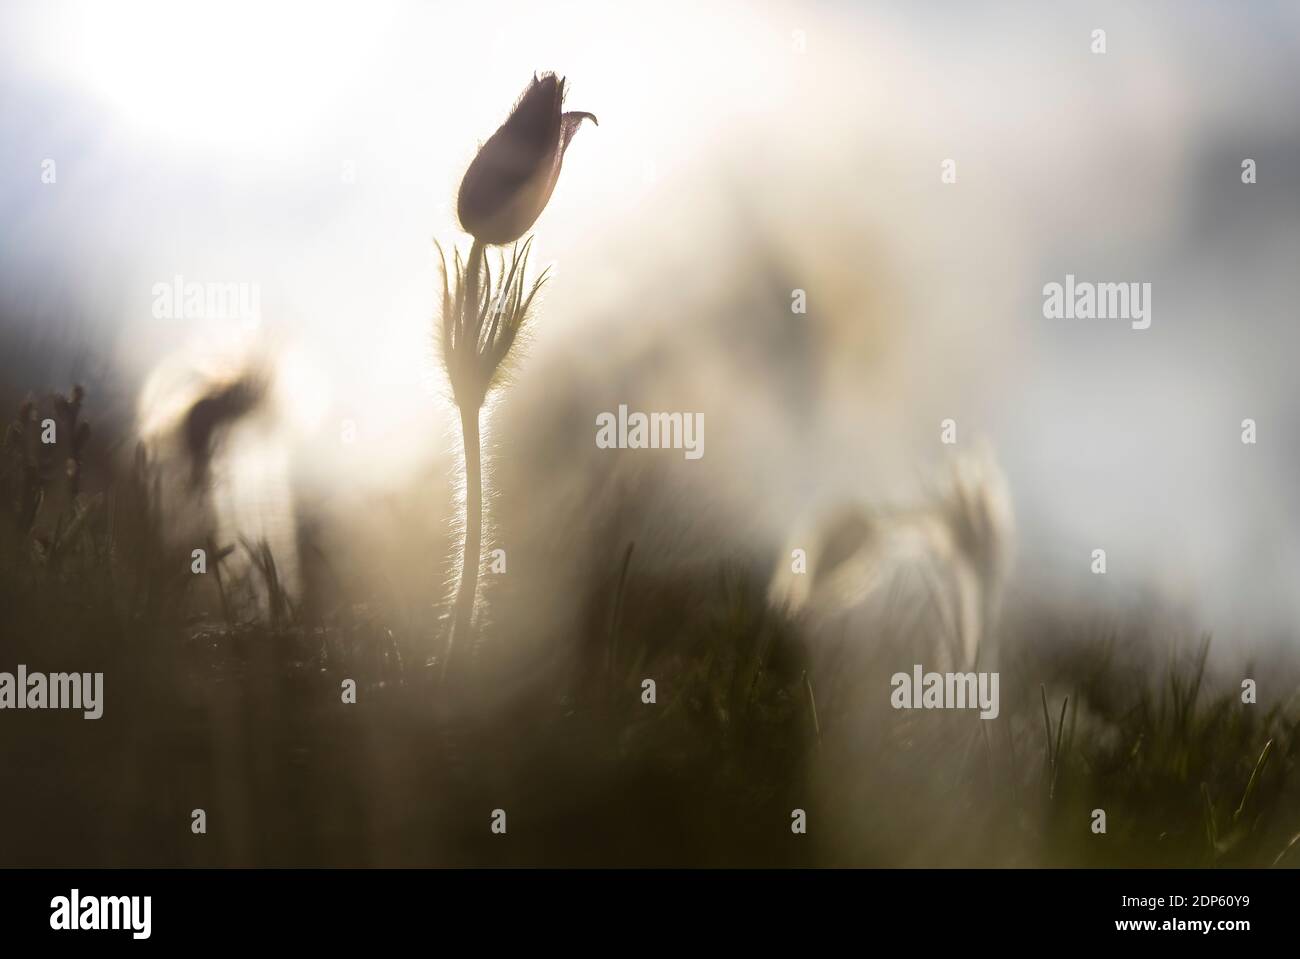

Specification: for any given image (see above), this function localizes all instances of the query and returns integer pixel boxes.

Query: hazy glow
[60,0,394,150]
[5,0,1300,640]
[274,343,332,434]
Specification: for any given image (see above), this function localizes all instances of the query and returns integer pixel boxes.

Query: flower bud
[457,72,596,245]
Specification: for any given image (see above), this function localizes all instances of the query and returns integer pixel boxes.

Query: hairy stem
[446,395,482,683]
[441,238,487,684]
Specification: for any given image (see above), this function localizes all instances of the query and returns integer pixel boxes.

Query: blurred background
[4,0,1299,641]
[1,0,1298,866]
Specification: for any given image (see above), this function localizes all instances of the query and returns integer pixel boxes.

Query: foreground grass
[0,389,1296,866]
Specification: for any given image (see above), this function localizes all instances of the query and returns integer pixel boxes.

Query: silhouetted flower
[457,73,596,245]
[437,72,598,685]
[182,374,266,489]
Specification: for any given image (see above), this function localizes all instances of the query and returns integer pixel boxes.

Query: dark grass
[0,388,1297,868]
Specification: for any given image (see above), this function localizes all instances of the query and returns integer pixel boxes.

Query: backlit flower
[457,72,596,245]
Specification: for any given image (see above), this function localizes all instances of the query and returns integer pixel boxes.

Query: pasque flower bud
[457,72,596,245]
[437,72,596,684]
